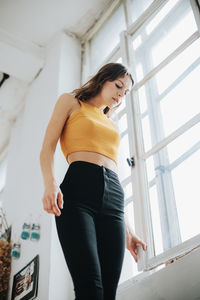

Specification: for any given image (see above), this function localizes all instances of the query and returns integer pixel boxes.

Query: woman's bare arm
[40,93,74,215]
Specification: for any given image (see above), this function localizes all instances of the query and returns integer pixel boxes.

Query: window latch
[126,156,135,167]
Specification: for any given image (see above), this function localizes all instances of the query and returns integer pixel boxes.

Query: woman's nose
[118,91,125,98]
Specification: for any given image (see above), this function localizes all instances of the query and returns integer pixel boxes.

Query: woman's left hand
[126,231,147,262]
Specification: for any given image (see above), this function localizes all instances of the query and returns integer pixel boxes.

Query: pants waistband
[68,160,118,177]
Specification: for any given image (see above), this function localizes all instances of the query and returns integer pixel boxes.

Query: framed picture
[11,255,39,300]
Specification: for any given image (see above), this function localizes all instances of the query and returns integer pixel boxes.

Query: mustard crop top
[59,99,120,165]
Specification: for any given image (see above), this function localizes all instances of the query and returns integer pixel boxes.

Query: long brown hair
[71,63,134,117]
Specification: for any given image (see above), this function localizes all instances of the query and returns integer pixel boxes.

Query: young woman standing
[40,63,147,300]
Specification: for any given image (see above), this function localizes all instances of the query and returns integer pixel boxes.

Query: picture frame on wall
[11,254,39,300]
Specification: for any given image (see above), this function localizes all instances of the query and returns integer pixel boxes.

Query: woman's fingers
[135,238,147,251]
[52,201,61,216]
[42,191,62,216]
[139,241,147,251]
[57,191,64,209]
[130,249,138,262]
[53,191,64,215]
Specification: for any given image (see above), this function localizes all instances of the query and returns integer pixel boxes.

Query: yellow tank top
[59,99,120,165]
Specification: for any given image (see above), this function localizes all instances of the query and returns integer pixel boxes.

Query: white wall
[3,31,81,300]
[49,32,81,300]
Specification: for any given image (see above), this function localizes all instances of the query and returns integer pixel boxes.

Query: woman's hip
[59,160,125,215]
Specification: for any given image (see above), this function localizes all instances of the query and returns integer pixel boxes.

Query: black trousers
[55,161,126,300]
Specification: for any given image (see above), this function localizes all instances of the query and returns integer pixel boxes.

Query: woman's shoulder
[55,93,80,121]
[61,93,82,119]
[59,92,80,106]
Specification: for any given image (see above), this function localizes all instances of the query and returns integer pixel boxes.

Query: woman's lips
[112,97,118,103]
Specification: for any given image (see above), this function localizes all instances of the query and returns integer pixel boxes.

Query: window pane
[132,0,197,81]
[119,201,140,283]
[149,184,163,256]
[118,113,128,133]
[155,38,200,95]
[146,0,180,34]
[159,56,200,140]
[90,4,126,73]
[151,8,197,69]
[135,37,200,152]
[125,199,135,229]
[146,155,155,182]
[138,85,147,114]
[167,122,200,164]
[124,181,133,200]
[171,149,200,242]
[130,0,154,23]
[118,133,131,182]
[146,132,200,256]
[141,115,151,152]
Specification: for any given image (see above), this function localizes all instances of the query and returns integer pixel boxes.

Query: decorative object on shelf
[30,214,41,242]
[0,207,12,300]
[11,241,21,259]
[30,224,40,241]
[0,207,11,242]
[11,254,39,300]
[21,214,32,240]
[21,223,31,240]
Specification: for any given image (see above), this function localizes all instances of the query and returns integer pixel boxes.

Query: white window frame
[80,0,200,281]
[121,0,200,272]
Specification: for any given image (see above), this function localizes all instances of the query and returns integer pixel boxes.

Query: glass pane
[118,113,128,133]
[141,115,152,152]
[146,0,180,34]
[90,4,126,73]
[146,133,200,256]
[171,149,200,242]
[124,181,133,201]
[131,0,197,82]
[118,133,131,182]
[119,201,140,284]
[155,38,200,94]
[167,122,200,164]
[130,0,154,23]
[117,57,122,63]
[160,61,200,139]
[125,199,135,229]
[151,9,197,68]
[138,85,147,114]
[149,184,163,256]
[146,155,155,183]
[135,37,200,152]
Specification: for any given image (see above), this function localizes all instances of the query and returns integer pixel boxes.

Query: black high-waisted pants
[55,161,126,300]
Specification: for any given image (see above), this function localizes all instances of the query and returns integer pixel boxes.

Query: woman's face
[101,74,132,108]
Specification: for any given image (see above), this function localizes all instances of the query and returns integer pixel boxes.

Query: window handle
[126,156,135,167]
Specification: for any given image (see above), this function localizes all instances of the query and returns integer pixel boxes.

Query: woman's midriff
[67,151,118,175]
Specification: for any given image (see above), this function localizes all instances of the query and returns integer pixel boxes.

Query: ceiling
[0,0,113,46]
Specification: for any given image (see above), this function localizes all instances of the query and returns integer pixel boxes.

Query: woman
[40,63,147,300]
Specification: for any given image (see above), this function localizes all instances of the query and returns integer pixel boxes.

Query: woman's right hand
[42,181,64,216]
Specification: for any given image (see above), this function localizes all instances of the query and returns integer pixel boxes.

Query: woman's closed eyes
[115,83,127,95]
